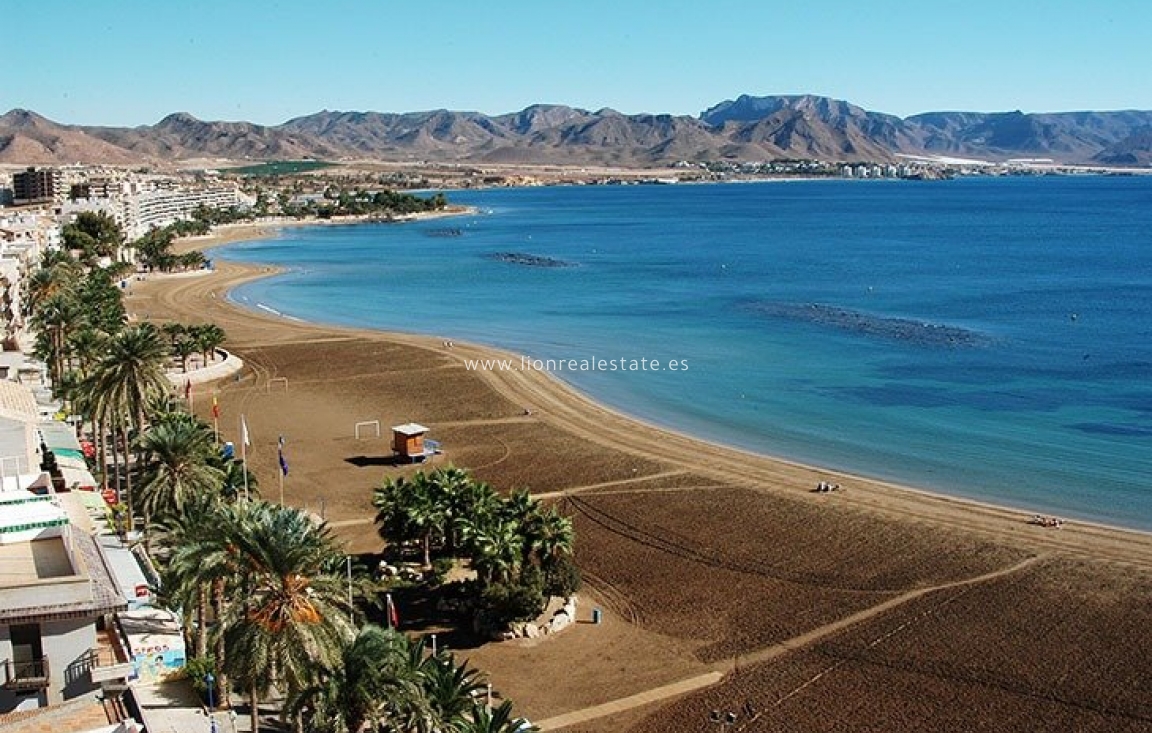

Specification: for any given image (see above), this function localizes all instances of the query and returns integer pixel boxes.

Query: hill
[3,96,1151,167]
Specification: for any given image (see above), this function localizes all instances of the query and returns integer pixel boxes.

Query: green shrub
[182,656,216,699]
[481,581,545,625]
[542,556,581,599]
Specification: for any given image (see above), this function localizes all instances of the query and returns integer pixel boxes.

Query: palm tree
[432,465,479,554]
[31,291,81,387]
[216,502,354,733]
[460,701,538,733]
[418,653,487,733]
[89,324,170,525]
[284,625,424,733]
[137,413,224,521]
[155,492,227,658]
[460,514,525,586]
[192,323,227,364]
[373,473,446,569]
[22,253,83,317]
[523,507,574,571]
[212,455,259,502]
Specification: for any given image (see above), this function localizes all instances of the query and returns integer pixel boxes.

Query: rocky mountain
[2,95,1151,167]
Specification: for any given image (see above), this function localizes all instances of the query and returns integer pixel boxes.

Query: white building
[0,492,130,713]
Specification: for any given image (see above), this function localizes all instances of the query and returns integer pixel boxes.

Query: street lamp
[205,672,219,733]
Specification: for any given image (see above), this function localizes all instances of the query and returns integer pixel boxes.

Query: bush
[182,656,216,701]
[480,581,545,626]
[542,556,581,599]
[429,557,455,586]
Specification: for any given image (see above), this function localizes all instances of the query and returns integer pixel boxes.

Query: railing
[2,656,49,689]
[88,645,134,684]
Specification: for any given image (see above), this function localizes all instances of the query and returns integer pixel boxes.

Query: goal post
[267,377,289,393]
[354,420,381,440]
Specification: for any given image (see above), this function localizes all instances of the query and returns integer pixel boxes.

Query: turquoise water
[217,178,1152,530]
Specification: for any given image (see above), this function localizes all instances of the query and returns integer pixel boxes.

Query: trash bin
[592,607,602,625]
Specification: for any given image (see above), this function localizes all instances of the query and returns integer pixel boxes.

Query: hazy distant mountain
[3,95,1151,167]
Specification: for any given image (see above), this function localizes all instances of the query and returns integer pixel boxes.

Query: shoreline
[140,223,1152,566]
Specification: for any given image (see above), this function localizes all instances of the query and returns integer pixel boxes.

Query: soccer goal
[267,377,289,393]
[354,420,381,440]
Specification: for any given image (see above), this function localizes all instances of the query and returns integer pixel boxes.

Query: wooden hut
[392,423,430,462]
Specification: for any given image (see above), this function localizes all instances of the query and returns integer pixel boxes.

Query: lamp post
[205,672,219,733]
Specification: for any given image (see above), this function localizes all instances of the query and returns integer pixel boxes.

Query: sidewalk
[132,680,284,733]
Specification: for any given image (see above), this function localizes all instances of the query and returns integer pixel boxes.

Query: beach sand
[130,224,1152,732]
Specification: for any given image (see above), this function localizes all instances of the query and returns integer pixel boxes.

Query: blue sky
[2,0,1148,125]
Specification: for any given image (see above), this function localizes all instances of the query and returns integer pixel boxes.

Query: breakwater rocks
[748,302,991,348]
[484,252,577,268]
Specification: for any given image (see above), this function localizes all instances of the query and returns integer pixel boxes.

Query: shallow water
[218,177,1152,529]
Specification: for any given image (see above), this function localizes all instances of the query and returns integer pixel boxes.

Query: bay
[217,176,1152,529]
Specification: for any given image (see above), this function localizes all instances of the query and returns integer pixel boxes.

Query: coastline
[131,219,1152,727]
[145,222,1152,565]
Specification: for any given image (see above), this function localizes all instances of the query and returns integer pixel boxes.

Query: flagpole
[277,435,287,505]
[241,415,249,502]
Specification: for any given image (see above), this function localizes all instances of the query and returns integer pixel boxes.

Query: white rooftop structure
[392,422,429,436]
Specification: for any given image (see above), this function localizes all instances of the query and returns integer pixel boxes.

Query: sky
[2,0,1149,126]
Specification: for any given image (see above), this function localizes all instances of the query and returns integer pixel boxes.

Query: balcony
[89,628,134,683]
[2,656,49,690]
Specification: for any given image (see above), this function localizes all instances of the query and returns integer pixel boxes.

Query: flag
[211,395,220,419]
[278,435,289,476]
[184,380,191,400]
[241,415,251,448]
[386,593,399,629]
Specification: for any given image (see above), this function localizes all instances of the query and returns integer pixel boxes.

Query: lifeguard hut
[392,423,433,462]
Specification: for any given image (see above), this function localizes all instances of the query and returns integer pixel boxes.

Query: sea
[216,176,1152,530]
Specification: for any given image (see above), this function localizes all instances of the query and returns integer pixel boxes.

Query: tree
[137,413,224,521]
[460,701,538,733]
[418,652,487,732]
[460,513,525,586]
[63,211,124,263]
[192,323,227,364]
[373,472,447,569]
[284,625,424,733]
[89,324,171,526]
[30,292,78,388]
[215,502,354,733]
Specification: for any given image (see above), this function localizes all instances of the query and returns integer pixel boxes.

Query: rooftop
[0,536,73,586]
[393,422,429,435]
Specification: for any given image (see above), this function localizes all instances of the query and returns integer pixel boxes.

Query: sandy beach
[130,223,1152,732]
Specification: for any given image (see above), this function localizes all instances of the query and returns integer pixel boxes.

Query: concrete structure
[0,211,57,348]
[12,168,61,207]
[119,184,249,240]
[0,492,129,713]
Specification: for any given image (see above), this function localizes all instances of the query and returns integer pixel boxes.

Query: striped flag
[386,593,400,629]
[278,435,289,476]
[211,395,220,419]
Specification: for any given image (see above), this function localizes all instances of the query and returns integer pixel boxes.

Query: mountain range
[3,94,1151,168]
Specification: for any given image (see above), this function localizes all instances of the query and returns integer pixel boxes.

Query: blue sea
[216,177,1152,530]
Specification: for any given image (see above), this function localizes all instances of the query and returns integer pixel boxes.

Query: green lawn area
[225,160,336,176]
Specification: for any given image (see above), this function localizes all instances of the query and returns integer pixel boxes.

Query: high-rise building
[11,168,61,206]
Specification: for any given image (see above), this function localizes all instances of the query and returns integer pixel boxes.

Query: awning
[59,465,98,491]
[39,421,82,452]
